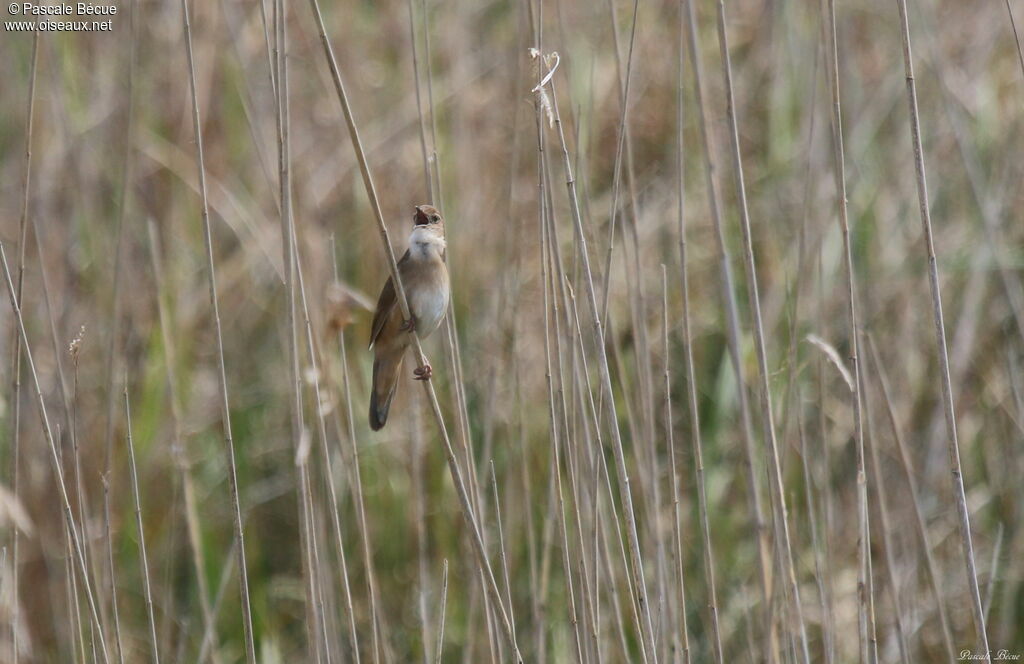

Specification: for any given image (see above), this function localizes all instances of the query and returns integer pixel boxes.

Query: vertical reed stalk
[145,220,224,664]
[9,28,39,664]
[545,61,660,663]
[123,385,161,664]
[711,0,810,659]
[822,0,875,659]
[179,1,257,659]
[679,4,775,653]
[891,0,990,657]
[661,268,691,664]
[867,336,955,661]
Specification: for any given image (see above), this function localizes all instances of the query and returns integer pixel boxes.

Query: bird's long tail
[369,350,403,431]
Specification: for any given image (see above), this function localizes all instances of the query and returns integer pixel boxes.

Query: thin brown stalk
[99,3,139,662]
[597,0,639,327]
[274,1,328,658]
[305,3,520,656]
[420,0,442,205]
[822,0,874,660]
[406,0,433,199]
[179,1,257,659]
[123,385,161,664]
[537,162,584,663]
[796,397,833,664]
[489,462,518,650]
[711,0,810,660]
[661,267,691,664]
[329,246,371,664]
[891,0,990,656]
[860,361,911,664]
[9,29,39,664]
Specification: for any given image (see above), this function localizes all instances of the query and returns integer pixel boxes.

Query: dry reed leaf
[805,334,855,392]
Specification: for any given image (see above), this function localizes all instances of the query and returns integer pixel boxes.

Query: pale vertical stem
[711,0,810,660]
[597,0,640,326]
[891,0,990,656]
[661,268,691,664]
[9,31,39,664]
[179,1,257,659]
[796,399,832,664]
[542,137,600,661]
[822,0,874,660]
[545,67,659,664]
[866,337,955,662]
[123,385,161,664]
[274,0,325,658]
[538,148,584,664]
[410,399,430,664]
[420,0,442,206]
[294,235,357,664]
[434,560,449,664]
[68,352,97,662]
[489,463,518,648]
[327,251,381,663]
[64,485,87,664]
[566,284,644,660]
[100,473,126,664]
[1,245,110,664]
[675,197,726,661]
[679,3,774,654]
[860,356,911,664]
[417,4,490,634]
[306,2,520,657]
[146,220,224,664]
[100,3,138,658]
[406,0,433,199]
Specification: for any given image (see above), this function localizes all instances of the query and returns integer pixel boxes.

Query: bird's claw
[413,364,433,381]
[399,316,418,333]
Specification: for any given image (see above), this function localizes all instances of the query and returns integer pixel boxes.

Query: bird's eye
[431,215,440,223]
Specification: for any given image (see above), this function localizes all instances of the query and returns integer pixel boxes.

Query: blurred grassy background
[1,0,1022,661]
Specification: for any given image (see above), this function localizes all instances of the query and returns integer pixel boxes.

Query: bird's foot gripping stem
[413,363,432,381]
[399,315,418,333]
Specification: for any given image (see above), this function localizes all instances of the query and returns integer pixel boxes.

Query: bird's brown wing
[368,249,409,348]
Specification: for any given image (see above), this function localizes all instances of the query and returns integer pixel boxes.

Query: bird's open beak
[413,206,430,226]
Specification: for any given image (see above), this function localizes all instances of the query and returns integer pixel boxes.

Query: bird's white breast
[410,279,449,337]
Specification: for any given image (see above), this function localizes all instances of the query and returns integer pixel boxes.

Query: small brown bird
[368,205,450,430]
